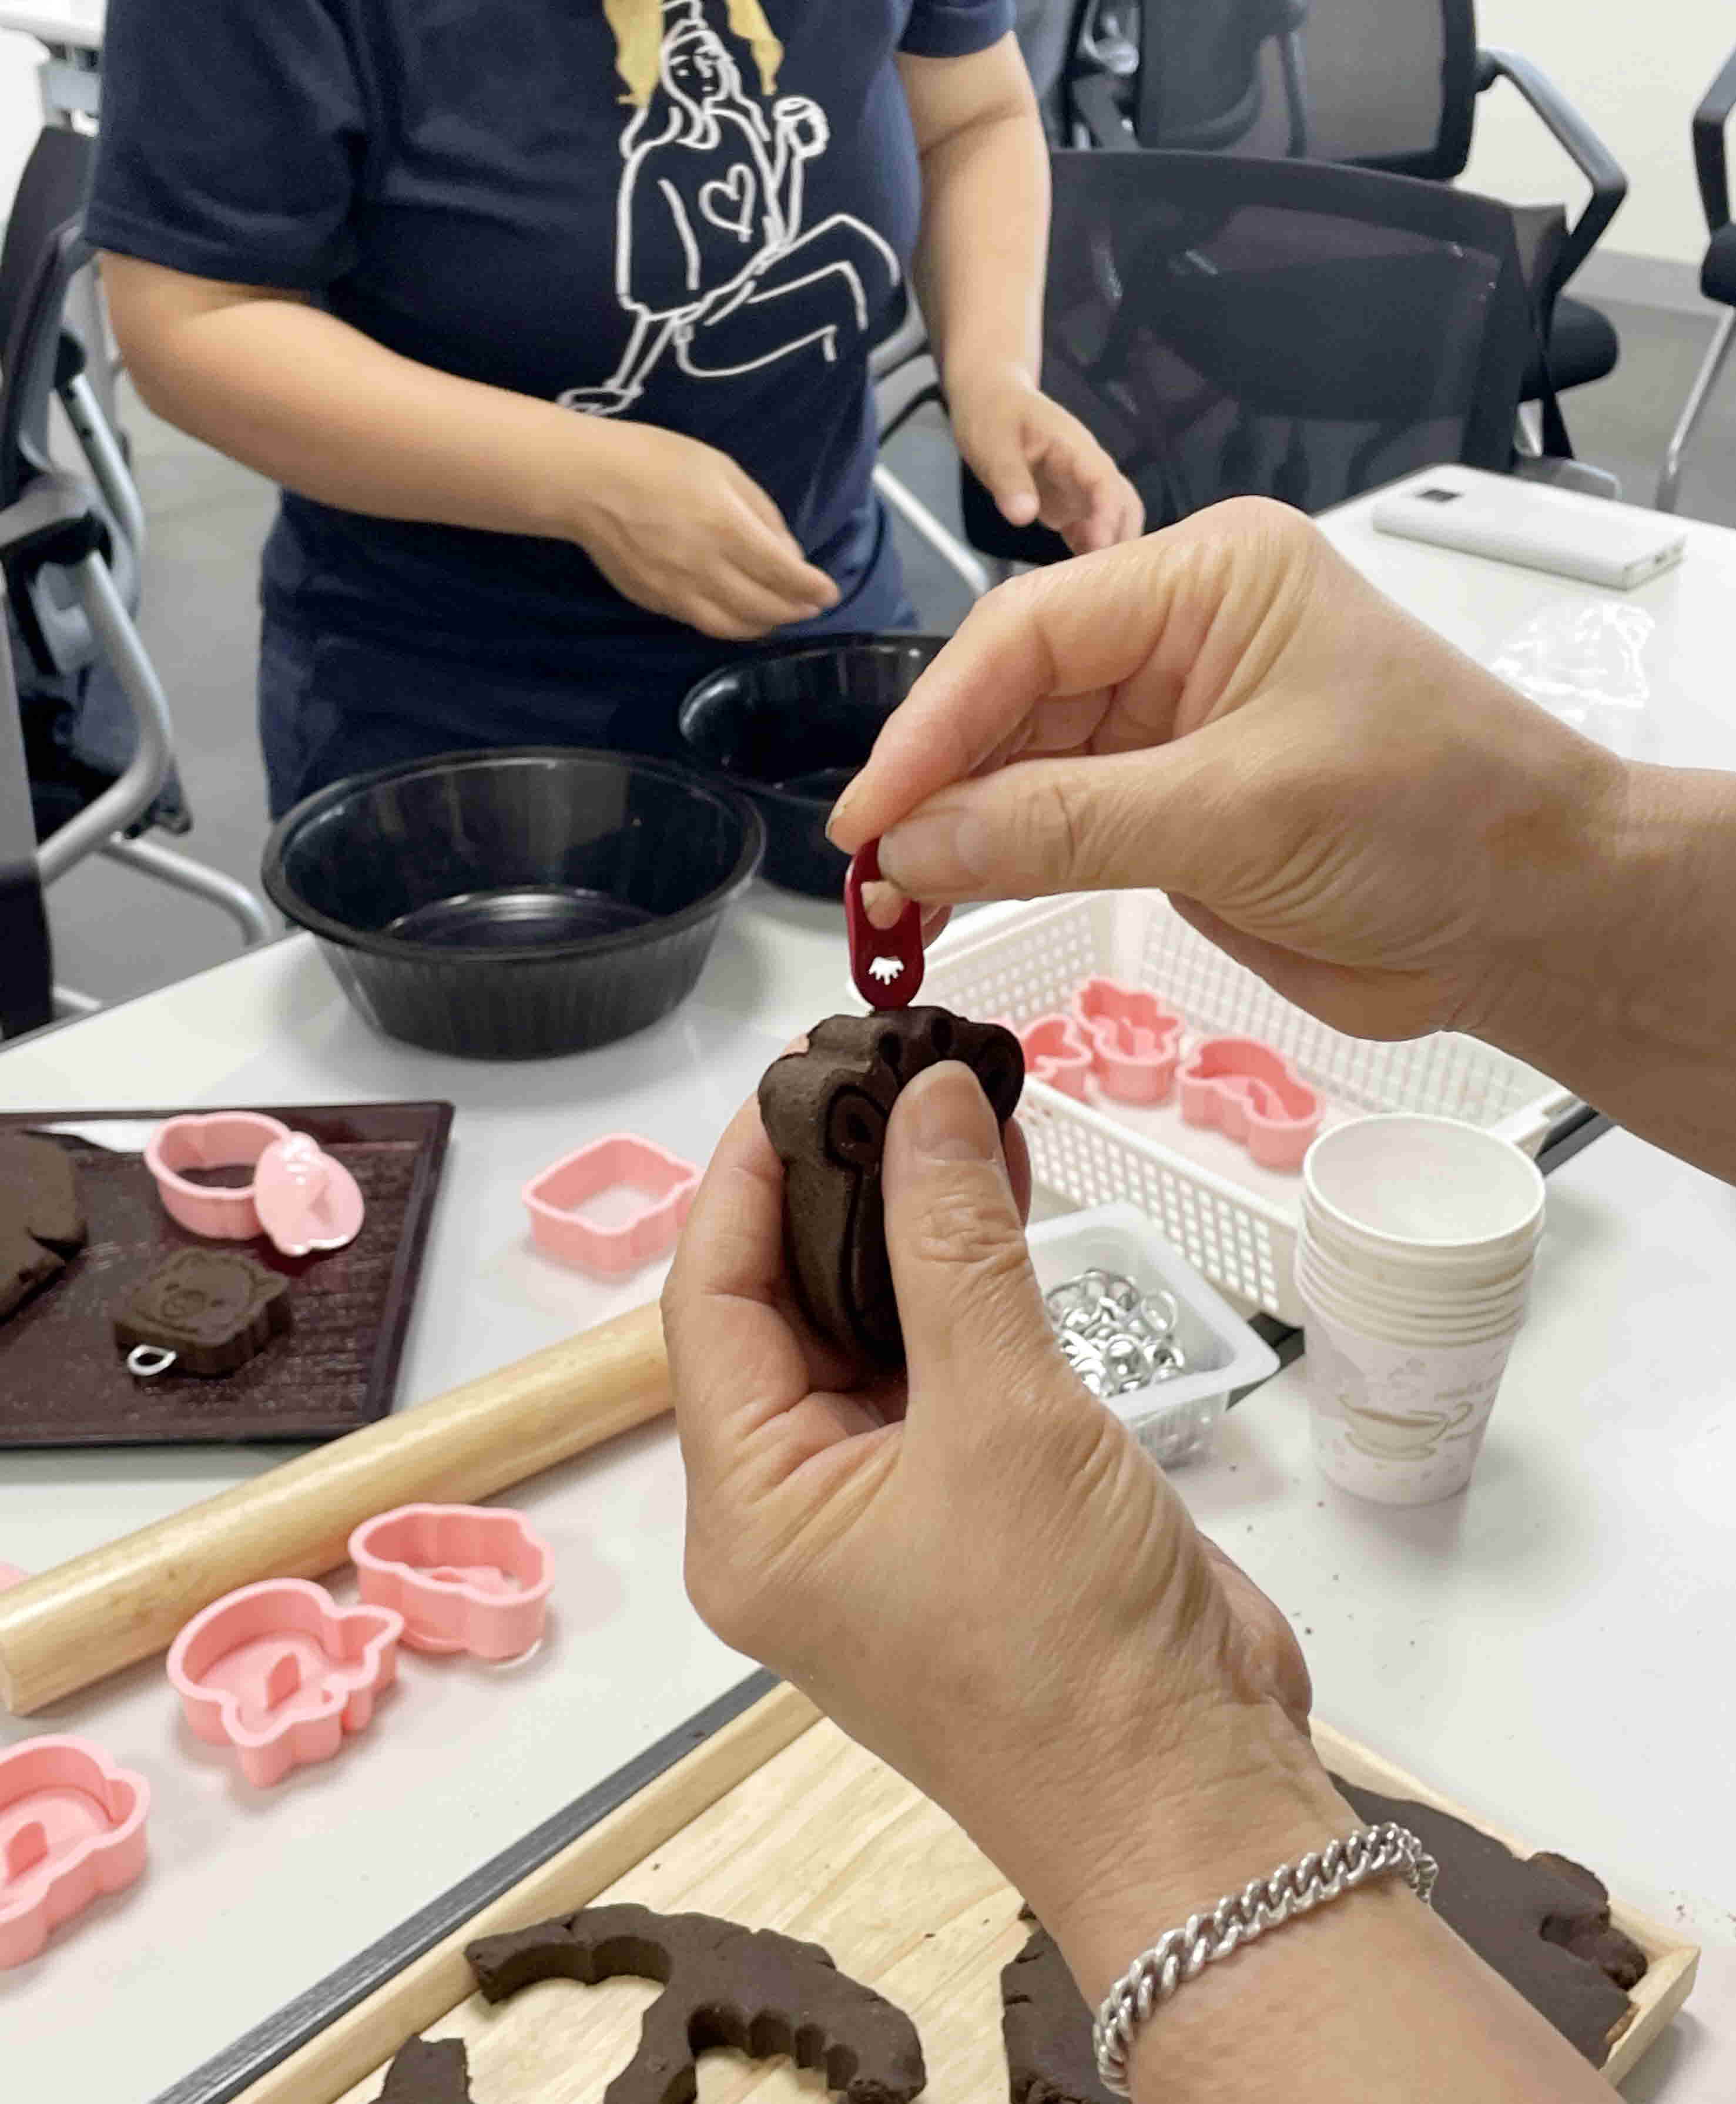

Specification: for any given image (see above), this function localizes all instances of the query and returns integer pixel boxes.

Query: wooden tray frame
[162,1675,1697,2104]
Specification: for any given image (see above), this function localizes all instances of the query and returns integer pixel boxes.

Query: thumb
[970,427,1040,528]
[880,1062,1066,1413]
[876,731,1243,906]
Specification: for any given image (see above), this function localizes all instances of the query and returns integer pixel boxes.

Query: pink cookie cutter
[0,1736,149,1968]
[522,1134,699,1278]
[350,1504,552,1659]
[167,1579,403,1788]
[0,1564,25,1591]
[1071,979,1184,1104]
[1179,1037,1322,1171]
[146,1113,364,1255]
[1009,1014,1093,1101]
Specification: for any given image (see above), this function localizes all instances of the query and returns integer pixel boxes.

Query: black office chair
[0,125,267,1030]
[1069,0,1626,457]
[960,150,1536,561]
[1656,41,1736,512]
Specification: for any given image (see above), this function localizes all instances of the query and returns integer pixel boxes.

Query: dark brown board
[0,1101,451,1447]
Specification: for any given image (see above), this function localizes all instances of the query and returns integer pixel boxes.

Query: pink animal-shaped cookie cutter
[349,1504,553,1660]
[997,1014,1092,1101]
[145,1113,364,1255]
[0,1736,150,1968]
[522,1134,699,1278]
[167,1579,403,1787]
[1071,979,1184,1104]
[1179,1037,1322,1171]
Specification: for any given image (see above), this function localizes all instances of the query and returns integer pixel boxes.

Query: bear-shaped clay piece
[759,1009,1023,1369]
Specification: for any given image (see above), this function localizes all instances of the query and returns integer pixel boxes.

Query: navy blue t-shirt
[87,0,1013,666]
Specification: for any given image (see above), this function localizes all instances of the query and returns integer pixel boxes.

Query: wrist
[1016,1698,1347,2006]
[524,406,638,544]
[943,353,1038,414]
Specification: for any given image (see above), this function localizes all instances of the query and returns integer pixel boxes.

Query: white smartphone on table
[1370,476,1686,591]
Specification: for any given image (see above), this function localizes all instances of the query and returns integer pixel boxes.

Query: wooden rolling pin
[0,1301,669,1716]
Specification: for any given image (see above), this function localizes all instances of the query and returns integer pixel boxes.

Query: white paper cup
[1301,1202,1541,1289]
[1295,1238,1534,1334]
[1299,1287,1523,1503]
[1295,1268,1530,1348]
[1303,1115,1544,1265]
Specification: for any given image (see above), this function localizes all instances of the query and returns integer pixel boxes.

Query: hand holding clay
[663,1060,1315,1961]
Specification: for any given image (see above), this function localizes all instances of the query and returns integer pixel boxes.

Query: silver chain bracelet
[1091,1821,1439,2094]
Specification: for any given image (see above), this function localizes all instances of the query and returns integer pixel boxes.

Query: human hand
[663,1059,1320,1951]
[830,499,1627,1044]
[949,366,1144,556]
[565,421,839,641]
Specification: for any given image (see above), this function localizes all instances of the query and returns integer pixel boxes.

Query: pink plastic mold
[349,1504,553,1659]
[167,1579,403,1787]
[1013,1014,1093,1101]
[0,1736,149,1968]
[145,1111,292,1238]
[1071,979,1184,1104]
[1179,1037,1323,1171]
[522,1134,700,1278]
[253,1132,366,1257]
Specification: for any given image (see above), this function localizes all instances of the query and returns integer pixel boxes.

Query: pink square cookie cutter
[1071,979,1184,1103]
[1179,1037,1323,1171]
[145,1111,364,1255]
[522,1134,699,1278]
[349,1504,553,1660]
[0,1736,150,1968]
[167,1578,403,1788]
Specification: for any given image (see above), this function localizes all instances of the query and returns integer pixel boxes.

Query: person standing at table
[86,0,1141,816]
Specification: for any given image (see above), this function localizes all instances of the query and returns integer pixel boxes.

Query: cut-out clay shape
[167,1579,403,1787]
[0,1736,149,1968]
[464,1902,927,2104]
[1178,1036,1322,1171]
[350,1504,552,1659]
[1071,980,1184,1104]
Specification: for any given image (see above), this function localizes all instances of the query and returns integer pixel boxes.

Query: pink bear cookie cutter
[1071,979,1184,1104]
[1178,1037,1322,1171]
[522,1134,699,1278]
[167,1579,403,1787]
[349,1504,552,1660]
[0,1736,150,1968]
[145,1113,363,1254]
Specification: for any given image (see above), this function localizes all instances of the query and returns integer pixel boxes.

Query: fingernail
[879,806,994,894]
[825,785,857,845]
[907,1063,998,1162]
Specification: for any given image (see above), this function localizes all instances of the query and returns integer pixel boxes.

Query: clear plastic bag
[1487,601,1654,722]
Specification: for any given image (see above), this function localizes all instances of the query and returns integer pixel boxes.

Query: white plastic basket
[922,893,1571,1324]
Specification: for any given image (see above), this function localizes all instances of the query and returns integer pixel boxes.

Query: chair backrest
[0,588,53,1037]
[1017,0,1100,142]
[0,125,97,510]
[1125,0,1477,178]
[963,148,1531,555]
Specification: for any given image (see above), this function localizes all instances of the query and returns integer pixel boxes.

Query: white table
[2,471,1734,2101]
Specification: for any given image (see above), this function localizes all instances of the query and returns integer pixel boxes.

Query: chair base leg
[1657,307,1736,514]
[872,464,991,601]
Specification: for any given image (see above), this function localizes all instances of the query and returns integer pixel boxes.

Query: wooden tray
[207,1684,1697,2104]
[0,1102,451,1446]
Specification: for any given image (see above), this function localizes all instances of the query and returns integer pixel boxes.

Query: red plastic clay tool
[844,838,924,1010]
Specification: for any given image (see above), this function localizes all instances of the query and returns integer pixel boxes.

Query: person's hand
[565,421,839,641]
[663,1059,1323,1953]
[829,498,1627,1046]
[948,366,1144,557]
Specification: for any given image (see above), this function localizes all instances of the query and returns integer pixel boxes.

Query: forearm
[1477,763,1736,1180]
[904,52,1049,386]
[1033,1723,1611,2104]
[101,256,591,541]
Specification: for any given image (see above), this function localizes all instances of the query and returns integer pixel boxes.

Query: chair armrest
[1477,46,1627,294]
[1072,68,1139,152]
[0,476,110,584]
[1693,44,1736,234]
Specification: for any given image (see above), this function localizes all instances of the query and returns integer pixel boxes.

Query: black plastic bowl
[262,748,764,1060]
[678,634,946,896]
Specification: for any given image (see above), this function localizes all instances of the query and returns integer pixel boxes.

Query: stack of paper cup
[1296,1114,1544,1506]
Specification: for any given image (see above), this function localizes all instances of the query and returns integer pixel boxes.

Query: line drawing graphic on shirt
[564,0,901,416]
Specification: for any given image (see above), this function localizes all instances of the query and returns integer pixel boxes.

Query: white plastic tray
[1027,1204,1278,1465]
[923,893,1571,1324]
